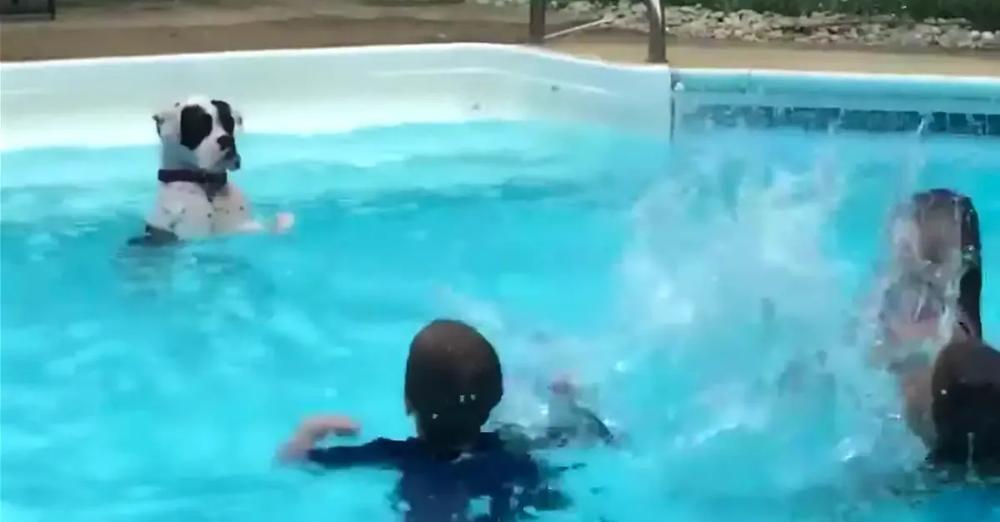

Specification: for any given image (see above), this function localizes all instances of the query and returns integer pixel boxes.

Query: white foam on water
[609,129,934,500]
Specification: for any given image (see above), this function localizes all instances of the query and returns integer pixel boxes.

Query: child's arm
[498,377,616,451]
[279,415,409,470]
[543,377,616,446]
[278,415,360,463]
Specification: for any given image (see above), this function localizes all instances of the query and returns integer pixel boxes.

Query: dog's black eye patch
[180,105,213,150]
[211,100,235,135]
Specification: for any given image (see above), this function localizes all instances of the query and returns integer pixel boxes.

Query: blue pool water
[2,122,999,521]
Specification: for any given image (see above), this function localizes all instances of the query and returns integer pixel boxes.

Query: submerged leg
[126,224,180,248]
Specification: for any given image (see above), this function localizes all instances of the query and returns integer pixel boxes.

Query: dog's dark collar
[158,169,227,186]
[158,169,228,202]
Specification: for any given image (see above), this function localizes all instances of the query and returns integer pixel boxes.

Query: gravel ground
[1,0,997,68]
[544,1,1000,50]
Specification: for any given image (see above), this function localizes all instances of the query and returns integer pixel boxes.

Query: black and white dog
[129,96,292,246]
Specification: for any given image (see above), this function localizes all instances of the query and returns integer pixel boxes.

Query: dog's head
[154,96,243,172]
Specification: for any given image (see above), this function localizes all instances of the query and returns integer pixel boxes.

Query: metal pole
[544,15,613,41]
[529,0,546,44]
[644,0,666,63]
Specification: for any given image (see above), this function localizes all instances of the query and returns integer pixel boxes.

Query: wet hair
[906,189,982,337]
[405,319,503,452]
[930,338,1000,476]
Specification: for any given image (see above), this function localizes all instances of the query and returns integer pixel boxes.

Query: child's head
[887,189,982,337]
[405,319,503,451]
[891,189,979,271]
[911,190,978,263]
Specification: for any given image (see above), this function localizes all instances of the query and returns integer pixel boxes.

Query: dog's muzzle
[222,149,241,170]
[218,135,240,170]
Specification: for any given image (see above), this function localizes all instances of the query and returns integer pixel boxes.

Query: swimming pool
[2,45,1000,521]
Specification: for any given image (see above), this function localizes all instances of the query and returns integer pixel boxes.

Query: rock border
[548,2,1000,49]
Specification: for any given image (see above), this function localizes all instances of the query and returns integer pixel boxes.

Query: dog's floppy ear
[210,99,240,135]
[153,101,184,136]
[152,102,180,136]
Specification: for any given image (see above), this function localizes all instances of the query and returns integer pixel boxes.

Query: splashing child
[875,189,998,478]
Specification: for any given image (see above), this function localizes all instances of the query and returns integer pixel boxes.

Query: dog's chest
[209,185,253,232]
[147,182,252,238]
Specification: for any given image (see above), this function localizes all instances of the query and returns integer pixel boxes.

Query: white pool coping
[672,67,1000,115]
[2,43,999,152]
[0,44,672,151]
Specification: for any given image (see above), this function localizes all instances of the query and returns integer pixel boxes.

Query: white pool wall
[0,44,673,151]
[3,43,999,152]
[672,68,1000,115]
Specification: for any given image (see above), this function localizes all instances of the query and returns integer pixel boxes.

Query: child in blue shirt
[279,319,612,521]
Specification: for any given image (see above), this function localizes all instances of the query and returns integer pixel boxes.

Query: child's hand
[273,212,295,233]
[278,415,359,463]
[547,375,582,429]
[548,375,580,399]
[546,375,618,446]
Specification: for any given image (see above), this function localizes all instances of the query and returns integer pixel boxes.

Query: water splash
[609,129,933,502]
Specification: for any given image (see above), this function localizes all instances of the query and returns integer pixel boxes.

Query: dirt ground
[1,0,998,75]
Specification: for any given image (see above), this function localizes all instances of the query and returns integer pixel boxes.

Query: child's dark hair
[930,338,1000,475]
[405,319,503,452]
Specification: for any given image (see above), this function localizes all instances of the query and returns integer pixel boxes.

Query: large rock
[684,20,710,38]
[361,0,463,4]
[938,28,973,48]
[566,1,593,15]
